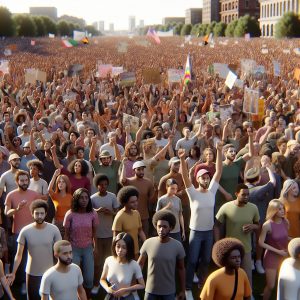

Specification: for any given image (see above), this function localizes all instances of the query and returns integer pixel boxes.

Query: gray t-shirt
[18,222,62,276]
[39,264,83,300]
[0,170,17,193]
[156,195,182,233]
[140,237,185,295]
[29,178,49,196]
[91,192,119,238]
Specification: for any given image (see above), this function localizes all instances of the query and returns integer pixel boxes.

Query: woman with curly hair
[200,238,251,300]
[259,200,289,300]
[63,188,99,298]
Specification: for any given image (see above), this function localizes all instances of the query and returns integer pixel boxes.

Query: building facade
[185,8,203,24]
[259,0,300,37]
[220,0,260,24]
[129,16,136,32]
[99,21,105,33]
[29,7,58,20]
[203,0,220,23]
[162,17,185,25]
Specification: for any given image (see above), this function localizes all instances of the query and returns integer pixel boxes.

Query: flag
[203,35,209,45]
[147,28,161,44]
[208,33,213,44]
[31,40,36,46]
[184,54,191,85]
[62,39,78,48]
[82,37,89,44]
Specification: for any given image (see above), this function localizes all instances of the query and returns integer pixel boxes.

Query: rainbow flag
[147,28,161,44]
[184,54,191,85]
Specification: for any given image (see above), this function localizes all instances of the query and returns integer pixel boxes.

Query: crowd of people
[0,35,299,299]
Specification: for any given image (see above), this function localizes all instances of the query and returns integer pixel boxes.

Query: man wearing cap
[179,143,223,300]
[99,131,124,160]
[120,159,154,237]
[89,136,121,195]
[20,142,37,172]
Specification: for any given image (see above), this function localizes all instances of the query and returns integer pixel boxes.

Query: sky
[0,0,203,30]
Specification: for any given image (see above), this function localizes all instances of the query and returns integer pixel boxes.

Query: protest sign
[228,64,238,73]
[36,70,47,83]
[213,63,229,79]
[49,33,55,38]
[142,68,161,84]
[167,69,184,83]
[219,105,233,124]
[73,30,86,41]
[0,61,9,75]
[25,69,37,84]
[112,67,124,76]
[244,33,250,41]
[225,71,237,89]
[123,113,140,133]
[117,42,128,53]
[254,65,265,80]
[243,88,259,114]
[234,79,244,89]
[241,59,256,76]
[67,64,83,77]
[294,48,300,55]
[120,72,136,86]
[273,61,280,77]
[136,40,151,47]
[261,48,268,54]
[4,49,12,56]
[98,64,113,78]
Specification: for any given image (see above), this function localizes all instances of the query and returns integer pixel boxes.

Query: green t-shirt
[216,201,260,253]
[91,160,121,194]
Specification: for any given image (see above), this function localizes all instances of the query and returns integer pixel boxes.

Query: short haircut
[223,144,235,153]
[166,178,178,187]
[235,183,249,194]
[67,159,89,177]
[30,199,48,214]
[152,210,176,230]
[75,146,84,154]
[111,232,135,262]
[288,238,300,259]
[93,173,109,187]
[15,170,30,182]
[117,186,139,205]
[53,240,71,255]
[276,137,287,148]
[26,159,44,173]
[212,238,245,267]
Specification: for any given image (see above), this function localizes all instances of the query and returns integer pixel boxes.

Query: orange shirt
[283,198,300,238]
[50,191,73,222]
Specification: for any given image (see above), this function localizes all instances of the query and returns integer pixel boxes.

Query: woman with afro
[200,238,252,300]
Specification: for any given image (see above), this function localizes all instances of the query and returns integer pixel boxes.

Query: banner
[0,60,9,75]
[25,69,37,84]
[112,67,124,76]
[4,49,12,56]
[243,88,259,114]
[135,40,151,47]
[73,30,86,41]
[294,68,300,81]
[157,29,174,37]
[142,68,161,84]
[167,69,184,83]
[273,61,280,77]
[123,113,139,133]
[219,105,233,124]
[244,33,250,41]
[120,72,136,86]
[36,70,47,83]
[213,63,229,79]
[48,33,55,38]
[67,64,83,77]
[261,48,268,54]
[98,64,112,78]
[240,59,256,76]
[225,71,237,89]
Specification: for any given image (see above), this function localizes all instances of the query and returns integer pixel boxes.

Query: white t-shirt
[175,136,197,152]
[100,143,124,159]
[103,256,143,297]
[277,257,300,300]
[29,178,49,195]
[186,179,219,231]
[154,138,168,148]
[40,264,83,300]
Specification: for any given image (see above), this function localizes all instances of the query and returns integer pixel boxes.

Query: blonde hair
[53,240,71,254]
[266,199,285,221]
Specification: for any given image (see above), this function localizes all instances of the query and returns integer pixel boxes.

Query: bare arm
[178,149,192,188]
[50,145,62,169]
[89,136,98,162]
[0,260,15,299]
[212,142,223,183]
[138,228,146,243]
[138,254,147,270]
[213,220,222,242]
[77,284,87,300]
[30,128,37,153]
[7,243,25,285]
[266,166,276,187]
[242,130,254,162]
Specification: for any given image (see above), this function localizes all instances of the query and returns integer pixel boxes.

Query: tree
[32,16,46,36]
[174,23,184,35]
[0,6,15,36]
[234,15,261,37]
[181,24,192,36]
[40,16,57,34]
[85,25,99,36]
[206,21,217,35]
[191,23,200,36]
[198,24,209,36]
[57,20,70,36]
[213,22,227,37]
[13,15,37,37]
[275,12,300,38]
[225,19,238,37]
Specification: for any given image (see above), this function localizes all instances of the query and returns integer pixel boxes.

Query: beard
[34,218,45,224]
[59,257,72,266]
[199,182,209,189]
[18,184,28,191]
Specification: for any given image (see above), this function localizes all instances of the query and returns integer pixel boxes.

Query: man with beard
[138,210,185,300]
[120,160,154,237]
[215,128,254,212]
[4,170,40,294]
[7,200,61,300]
[122,142,139,178]
[215,184,260,288]
[89,136,121,195]
[39,240,87,300]
[179,142,223,300]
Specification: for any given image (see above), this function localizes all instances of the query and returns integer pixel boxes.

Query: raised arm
[178,149,191,188]
[29,127,37,153]
[89,136,98,162]
[48,168,61,194]
[242,129,254,162]
[212,142,223,183]
[50,145,62,169]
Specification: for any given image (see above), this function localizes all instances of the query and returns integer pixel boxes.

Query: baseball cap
[23,141,30,148]
[99,150,111,158]
[196,169,210,179]
[132,161,146,169]
[168,157,180,167]
[8,153,20,162]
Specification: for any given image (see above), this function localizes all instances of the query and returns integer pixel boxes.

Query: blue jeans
[169,232,181,242]
[72,245,94,289]
[144,292,176,300]
[185,230,213,290]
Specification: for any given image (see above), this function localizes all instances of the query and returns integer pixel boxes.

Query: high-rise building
[202,0,220,23]
[109,23,114,32]
[259,0,300,37]
[99,21,105,33]
[129,16,136,32]
[220,0,260,24]
[29,7,57,20]
[185,8,203,24]
[162,17,185,25]
[139,20,145,28]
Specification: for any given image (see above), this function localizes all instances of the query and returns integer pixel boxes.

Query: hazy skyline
[0,0,203,30]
